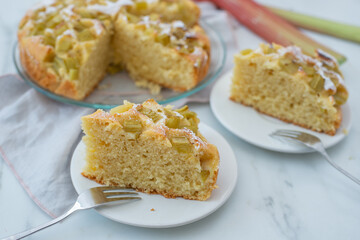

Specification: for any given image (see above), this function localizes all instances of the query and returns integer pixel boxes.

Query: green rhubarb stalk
[205,0,346,64]
[267,6,360,44]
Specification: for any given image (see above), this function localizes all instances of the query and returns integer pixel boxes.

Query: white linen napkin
[0,2,239,217]
[0,75,92,217]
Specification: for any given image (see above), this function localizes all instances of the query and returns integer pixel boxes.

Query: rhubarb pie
[230,43,348,135]
[81,99,219,200]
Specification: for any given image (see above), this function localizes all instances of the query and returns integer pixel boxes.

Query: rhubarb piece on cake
[81,99,219,200]
[230,43,348,135]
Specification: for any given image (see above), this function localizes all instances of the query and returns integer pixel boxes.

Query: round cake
[18,0,210,100]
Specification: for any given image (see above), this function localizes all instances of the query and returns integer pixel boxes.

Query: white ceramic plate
[210,71,352,153]
[70,123,237,228]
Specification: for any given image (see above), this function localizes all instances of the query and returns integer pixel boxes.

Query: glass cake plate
[13,21,226,109]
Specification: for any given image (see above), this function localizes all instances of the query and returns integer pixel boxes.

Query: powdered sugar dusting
[278,45,339,92]
[59,4,77,22]
[87,0,133,16]
[31,0,56,11]
[93,21,104,35]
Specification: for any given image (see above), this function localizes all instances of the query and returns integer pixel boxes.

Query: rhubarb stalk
[267,6,360,44]
[203,0,346,64]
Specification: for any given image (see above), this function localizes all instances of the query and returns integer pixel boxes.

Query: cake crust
[19,37,60,92]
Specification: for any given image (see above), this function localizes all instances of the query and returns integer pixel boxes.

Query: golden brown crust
[54,80,79,99]
[193,25,211,82]
[19,37,60,91]
[230,97,340,136]
[19,37,84,100]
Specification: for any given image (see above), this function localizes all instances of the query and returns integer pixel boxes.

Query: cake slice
[230,43,348,135]
[81,99,219,200]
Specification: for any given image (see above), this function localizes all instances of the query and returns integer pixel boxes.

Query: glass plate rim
[13,20,226,109]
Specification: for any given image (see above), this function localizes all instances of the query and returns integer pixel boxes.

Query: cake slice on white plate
[230,43,348,135]
[81,99,219,200]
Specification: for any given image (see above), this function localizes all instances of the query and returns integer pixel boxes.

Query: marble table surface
[1,0,360,239]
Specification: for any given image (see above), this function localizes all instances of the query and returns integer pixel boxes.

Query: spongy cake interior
[112,17,198,91]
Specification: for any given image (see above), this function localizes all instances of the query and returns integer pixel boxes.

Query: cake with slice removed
[81,99,219,200]
[18,0,210,100]
[230,43,348,135]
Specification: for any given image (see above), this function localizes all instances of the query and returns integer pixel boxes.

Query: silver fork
[270,129,360,186]
[2,186,141,240]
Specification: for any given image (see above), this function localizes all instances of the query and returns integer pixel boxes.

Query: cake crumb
[342,128,349,135]
[135,79,161,95]
[150,208,155,212]
[97,83,112,90]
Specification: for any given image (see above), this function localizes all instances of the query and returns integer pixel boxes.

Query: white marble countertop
[1,0,360,239]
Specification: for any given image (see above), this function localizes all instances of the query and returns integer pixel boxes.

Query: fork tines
[271,129,301,137]
[91,186,141,203]
[270,129,321,146]
[270,130,300,141]
[99,186,138,195]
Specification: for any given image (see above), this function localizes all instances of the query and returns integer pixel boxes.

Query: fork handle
[2,203,81,240]
[319,149,360,186]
